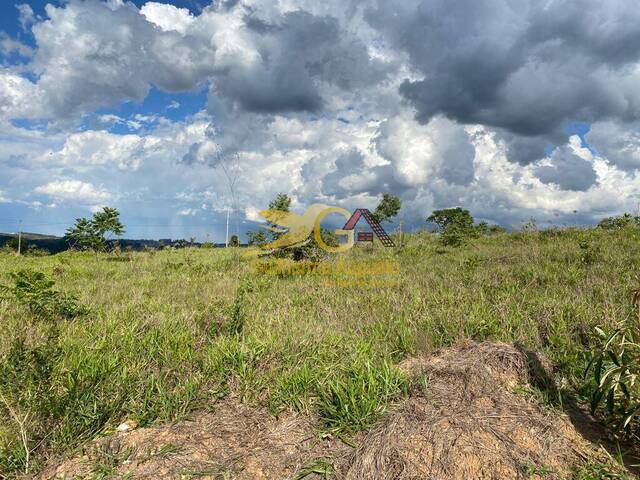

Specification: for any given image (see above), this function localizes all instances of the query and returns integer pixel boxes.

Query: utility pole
[17,220,22,256]
[225,207,230,247]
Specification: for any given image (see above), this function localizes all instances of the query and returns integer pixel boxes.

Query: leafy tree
[372,193,402,224]
[93,207,125,238]
[475,221,506,235]
[4,237,22,252]
[229,235,240,247]
[269,193,291,212]
[65,207,125,252]
[427,207,478,247]
[427,207,474,231]
[65,218,101,251]
[267,193,292,243]
[246,230,268,246]
[173,239,190,249]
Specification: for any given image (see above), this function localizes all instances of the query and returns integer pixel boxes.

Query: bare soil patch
[338,341,627,479]
[41,400,345,479]
[42,342,634,479]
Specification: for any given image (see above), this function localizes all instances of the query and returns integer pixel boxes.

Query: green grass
[1,227,640,475]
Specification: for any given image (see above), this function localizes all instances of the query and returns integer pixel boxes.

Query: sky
[1,0,640,241]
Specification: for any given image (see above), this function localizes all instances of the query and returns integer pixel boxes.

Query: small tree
[65,207,125,252]
[427,207,474,231]
[427,207,478,247]
[475,221,506,235]
[4,237,22,252]
[267,193,292,243]
[372,193,401,224]
[229,235,240,247]
[269,193,291,212]
[246,230,268,246]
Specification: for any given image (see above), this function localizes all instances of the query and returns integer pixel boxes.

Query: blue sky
[1,0,640,240]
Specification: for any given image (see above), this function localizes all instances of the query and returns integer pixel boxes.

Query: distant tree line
[10,199,639,257]
[597,213,640,230]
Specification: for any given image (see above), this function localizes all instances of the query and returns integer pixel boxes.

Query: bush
[440,223,477,247]
[585,289,640,433]
[598,213,640,230]
[24,245,50,257]
[0,334,60,474]
[0,270,87,321]
[229,235,240,247]
[474,221,506,235]
[578,241,600,265]
[246,230,267,246]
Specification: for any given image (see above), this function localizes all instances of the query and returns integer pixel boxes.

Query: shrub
[578,241,600,265]
[598,213,640,230]
[585,289,640,433]
[0,334,60,474]
[586,322,640,432]
[25,245,50,257]
[0,270,87,321]
[246,230,267,246]
[475,221,507,235]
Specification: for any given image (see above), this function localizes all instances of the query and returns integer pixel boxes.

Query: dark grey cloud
[586,121,640,172]
[494,130,569,166]
[534,146,598,191]
[213,10,390,114]
[365,0,640,163]
[321,148,366,196]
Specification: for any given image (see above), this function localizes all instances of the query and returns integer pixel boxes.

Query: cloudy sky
[1,0,640,240]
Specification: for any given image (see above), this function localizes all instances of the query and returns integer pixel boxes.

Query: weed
[585,322,640,432]
[137,443,183,463]
[578,241,600,265]
[0,335,59,474]
[224,283,245,336]
[88,442,135,479]
[317,357,407,434]
[294,458,334,479]
[0,270,87,320]
[570,461,632,479]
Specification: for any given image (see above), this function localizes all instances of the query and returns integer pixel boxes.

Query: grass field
[1,227,640,476]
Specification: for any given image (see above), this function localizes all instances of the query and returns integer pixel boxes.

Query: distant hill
[0,232,69,253]
[0,233,243,254]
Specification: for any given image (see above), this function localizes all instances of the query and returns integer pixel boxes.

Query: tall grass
[0,227,639,475]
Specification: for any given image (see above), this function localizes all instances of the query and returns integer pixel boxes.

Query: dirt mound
[41,400,345,479]
[338,341,611,480]
[42,342,629,479]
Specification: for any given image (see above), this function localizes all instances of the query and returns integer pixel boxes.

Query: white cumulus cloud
[35,180,113,204]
